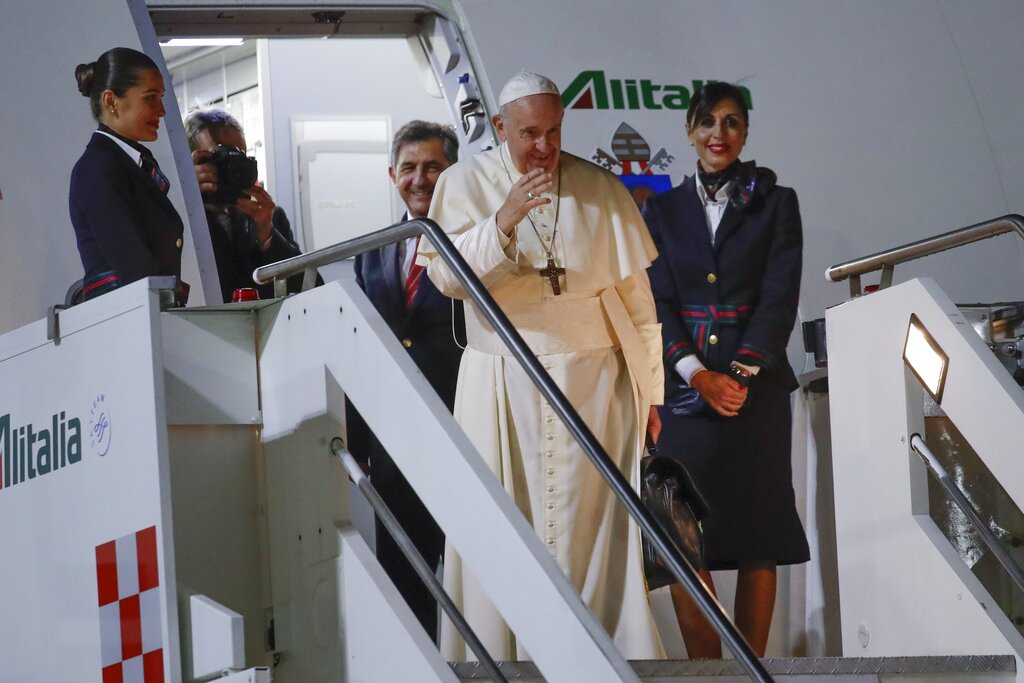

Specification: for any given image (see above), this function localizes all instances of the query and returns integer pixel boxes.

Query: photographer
[184,108,306,302]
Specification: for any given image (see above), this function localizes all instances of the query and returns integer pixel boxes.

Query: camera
[205,144,258,202]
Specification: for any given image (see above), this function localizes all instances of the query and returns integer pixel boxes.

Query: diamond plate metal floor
[453,655,1016,682]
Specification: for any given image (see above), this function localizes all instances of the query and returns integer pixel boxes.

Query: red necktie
[404,235,425,309]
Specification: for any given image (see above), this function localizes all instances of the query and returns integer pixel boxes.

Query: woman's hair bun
[75,62,96,97]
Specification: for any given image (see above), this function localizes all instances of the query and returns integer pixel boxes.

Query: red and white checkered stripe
[95,526,165,683]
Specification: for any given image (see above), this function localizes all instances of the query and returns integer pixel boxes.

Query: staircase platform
[453,656,1016,682]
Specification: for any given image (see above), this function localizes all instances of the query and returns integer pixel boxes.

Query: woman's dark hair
[75,47,159,121]
[686,81,750,130]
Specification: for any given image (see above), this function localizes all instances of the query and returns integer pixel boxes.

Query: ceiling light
[159,38,244,47]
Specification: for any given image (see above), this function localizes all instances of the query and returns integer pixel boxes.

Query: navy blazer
[353,235,464,406]
[70,132,184,284]
[643,171,802,393]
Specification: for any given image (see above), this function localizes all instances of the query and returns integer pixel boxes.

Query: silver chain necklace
[499,145,565,295]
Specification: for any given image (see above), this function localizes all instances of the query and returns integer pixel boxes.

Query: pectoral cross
[539,257,565,295]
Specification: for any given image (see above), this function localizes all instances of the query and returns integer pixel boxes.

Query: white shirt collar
[95,130,143,166]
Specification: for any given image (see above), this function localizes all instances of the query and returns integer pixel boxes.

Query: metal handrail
[255,218,774,683]
[330,438,509,683]
[909,434,1024,595]
[825,214,1024,297]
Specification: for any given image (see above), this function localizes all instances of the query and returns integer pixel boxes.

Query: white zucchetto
[497,70,561,107]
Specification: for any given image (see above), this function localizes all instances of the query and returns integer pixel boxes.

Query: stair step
[453,655,1015,682]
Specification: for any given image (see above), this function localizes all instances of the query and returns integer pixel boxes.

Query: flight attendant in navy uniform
[70,47,186,303]
[642,82,809,658]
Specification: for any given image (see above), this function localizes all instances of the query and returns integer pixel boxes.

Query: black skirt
[657,380,810,570]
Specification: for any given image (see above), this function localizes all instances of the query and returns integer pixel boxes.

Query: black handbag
[640,441,709,590]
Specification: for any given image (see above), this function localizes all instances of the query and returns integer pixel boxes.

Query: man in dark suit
[184,108,306,302]
[348,120,463,640]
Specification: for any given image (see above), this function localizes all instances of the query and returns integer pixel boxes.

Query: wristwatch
[728,364,753,388]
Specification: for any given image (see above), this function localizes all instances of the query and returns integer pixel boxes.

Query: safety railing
[910,434,1024,595]
[253,218,774,682]
[330,438,509,683]
[825,214,1024,297]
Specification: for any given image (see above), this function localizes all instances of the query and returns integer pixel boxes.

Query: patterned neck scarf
[697,159,761,211]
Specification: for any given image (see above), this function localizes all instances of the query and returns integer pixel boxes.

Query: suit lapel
[94,134,180,225]
[382,241,404,312]
[127,154,183,231]
[712,204,744,255]
[677,176,716,266]
[144,174,181,223]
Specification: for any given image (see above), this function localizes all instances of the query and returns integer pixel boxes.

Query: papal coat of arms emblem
[592,122,675,209]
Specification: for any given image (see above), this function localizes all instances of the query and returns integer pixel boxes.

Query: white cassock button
[545,434,554,441]
[545,451,554,458]
[547,468,555,476]
[546,538,554,545]
[547,504,554,510]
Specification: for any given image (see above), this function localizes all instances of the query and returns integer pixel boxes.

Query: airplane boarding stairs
[2,216,1023,681]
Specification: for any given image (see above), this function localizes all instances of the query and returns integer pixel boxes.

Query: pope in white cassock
[418,71,666,660]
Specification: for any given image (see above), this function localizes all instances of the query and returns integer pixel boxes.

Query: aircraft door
[153,6,494,260]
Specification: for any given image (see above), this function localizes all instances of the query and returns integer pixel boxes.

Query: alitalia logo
[562,71,752,111]
[0,411,82,491]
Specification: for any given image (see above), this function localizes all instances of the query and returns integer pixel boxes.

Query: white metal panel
[339,528,458,683]
[827,277,1020,659]
[161,308,260,425]
[0,280,182,682]
[190,594,245,677]
[260,409,349,683]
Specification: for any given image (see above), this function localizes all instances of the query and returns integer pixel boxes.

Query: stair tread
[452,655,1015,678]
